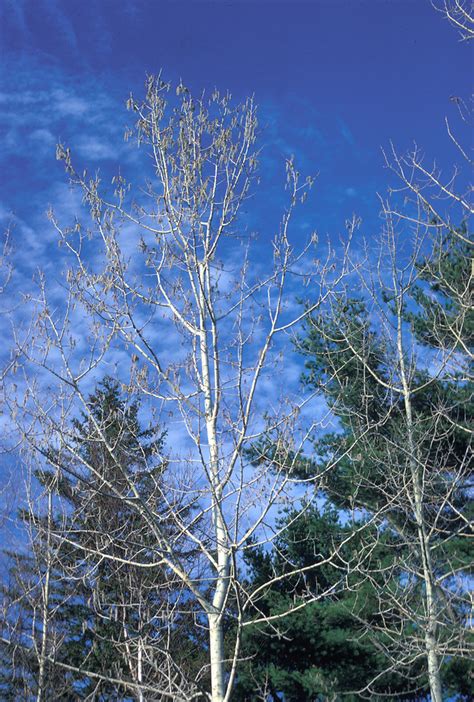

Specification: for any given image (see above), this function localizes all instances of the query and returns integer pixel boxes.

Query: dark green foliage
[237,230,472,700]
[233,507,431,701]
[406,225,473,352]
[0,378,204,700]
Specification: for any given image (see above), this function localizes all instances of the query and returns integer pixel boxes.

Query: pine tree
[234,507,432,701]
[236,227,472,700]
[293,228,473,698]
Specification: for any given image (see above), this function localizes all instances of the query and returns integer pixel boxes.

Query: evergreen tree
[294,229,473,698]
[234,507,433,701]
[1,378,205,700]
[236,228,472,700]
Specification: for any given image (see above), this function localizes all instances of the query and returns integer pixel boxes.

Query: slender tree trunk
[208,612,225,702]
[37,490,53,702]
[411,458,443,702]
[410,452,443,702]
[198,261,229,702]
[425,624,443,702]
[397,316,443,702]
[137,638,144,702]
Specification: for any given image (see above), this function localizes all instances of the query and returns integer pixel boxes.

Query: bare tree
[300,7,473,692]
[6,76,365,701]
[1,469,73,700]
[371,53,473,692]
[433,0,474,40]
[302,203,472,700]
[2,380,205,701]
[386,0,473,248]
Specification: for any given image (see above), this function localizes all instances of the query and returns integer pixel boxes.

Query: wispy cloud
[0,50,363,505]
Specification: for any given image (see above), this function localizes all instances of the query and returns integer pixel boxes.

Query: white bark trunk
[137,639,144,702]
[198,261,230,702]
[426,629,443,702]
[397,316,443,702]
[209,612,226,702]
[404,404,443,702]
[37,490,53,702]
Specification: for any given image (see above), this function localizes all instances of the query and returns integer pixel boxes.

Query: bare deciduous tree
[303,202,472,701]
[6,76,364,701]
[2,381,206,701]
[433,0,474,40]
[371,62,473,695]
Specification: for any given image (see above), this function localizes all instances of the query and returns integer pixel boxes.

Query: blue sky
[0,0,471,396]
[0,1,471,530]
[0,12,472,698]
[1,0,471,252]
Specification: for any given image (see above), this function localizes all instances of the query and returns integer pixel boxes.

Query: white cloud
[75,135,118,160]
[51,88,89,117]
[0,58,336,515]
[29,128,55,144]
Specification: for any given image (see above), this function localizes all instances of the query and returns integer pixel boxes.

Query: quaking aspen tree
[5,77,366,701]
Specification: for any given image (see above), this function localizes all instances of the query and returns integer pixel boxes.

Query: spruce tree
[1,378,205,700]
